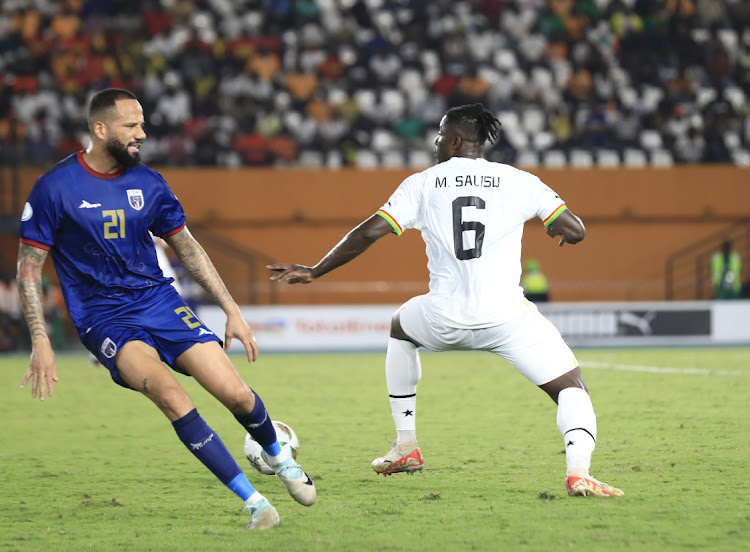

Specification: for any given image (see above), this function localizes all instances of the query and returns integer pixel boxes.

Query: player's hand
[224,310,258,363]
[267,263,315,284]
[20,343,59,401]
[546,226,567,247]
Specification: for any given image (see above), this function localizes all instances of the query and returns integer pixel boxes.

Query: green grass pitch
[2,347,748,551]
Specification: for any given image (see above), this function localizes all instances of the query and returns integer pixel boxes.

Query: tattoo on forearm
[167,230,233,307]
[17,244,49,342]
[142,378,148,392]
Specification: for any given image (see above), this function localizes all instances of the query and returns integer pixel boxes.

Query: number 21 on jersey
[103,209,126,239]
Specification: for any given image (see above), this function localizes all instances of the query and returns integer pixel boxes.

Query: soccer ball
[243,420,299,475]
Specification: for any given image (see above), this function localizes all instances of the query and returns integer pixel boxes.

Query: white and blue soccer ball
[243,420,299,475]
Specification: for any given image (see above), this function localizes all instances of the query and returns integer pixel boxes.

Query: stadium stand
[0,0,748,168]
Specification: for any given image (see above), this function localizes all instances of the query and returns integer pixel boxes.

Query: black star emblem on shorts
[566,440,575,447]
[402,409,413,416]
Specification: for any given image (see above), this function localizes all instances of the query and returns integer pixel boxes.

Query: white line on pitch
[580,361,743,377]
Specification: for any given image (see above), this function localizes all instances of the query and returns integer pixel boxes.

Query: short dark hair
[87,88,137,129]
[444,103,502,144]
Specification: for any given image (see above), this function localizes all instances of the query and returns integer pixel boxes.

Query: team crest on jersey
[100,337,117,358]
[127,189,145,211]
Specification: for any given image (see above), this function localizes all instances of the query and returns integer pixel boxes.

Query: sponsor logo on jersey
[127,189,145,211]
[100,337,117,358]
[21,202,33,221]
[198,327,214,336]
[78,200,102,208]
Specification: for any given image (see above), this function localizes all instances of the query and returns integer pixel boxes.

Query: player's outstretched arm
[268,214,393,284]
[165,227,258,362]
[546,209,586,247]
[17,242,58,400]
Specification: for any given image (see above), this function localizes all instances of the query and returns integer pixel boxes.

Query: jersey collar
[77,151,125,179]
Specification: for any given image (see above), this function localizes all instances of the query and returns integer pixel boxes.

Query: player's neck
[81,148,124,175]
[452,153,483,160]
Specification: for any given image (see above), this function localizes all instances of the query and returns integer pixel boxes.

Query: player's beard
[106,137,141,168]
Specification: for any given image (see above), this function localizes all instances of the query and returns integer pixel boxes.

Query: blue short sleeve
[20,177,61,248]
[148,172,187,237]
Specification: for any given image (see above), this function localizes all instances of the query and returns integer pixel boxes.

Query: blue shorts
[79,286,222,389]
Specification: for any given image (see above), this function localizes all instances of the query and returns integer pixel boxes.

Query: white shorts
[397,295,579,385]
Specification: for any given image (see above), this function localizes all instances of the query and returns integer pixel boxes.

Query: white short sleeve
[534,178,567,226]
[376,173,425,235]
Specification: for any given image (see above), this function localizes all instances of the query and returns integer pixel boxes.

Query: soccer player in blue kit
[17,88,314,530]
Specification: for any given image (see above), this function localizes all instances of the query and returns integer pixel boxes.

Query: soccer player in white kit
[269,104,623,498]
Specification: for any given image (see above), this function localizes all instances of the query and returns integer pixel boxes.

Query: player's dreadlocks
[444,103,502,145]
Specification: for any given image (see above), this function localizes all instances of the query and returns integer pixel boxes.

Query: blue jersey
[20,152,187,330]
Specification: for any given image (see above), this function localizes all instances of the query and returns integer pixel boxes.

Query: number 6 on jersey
[452,196,485,260]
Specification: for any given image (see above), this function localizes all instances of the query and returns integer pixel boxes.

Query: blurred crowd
[1,0,749,169]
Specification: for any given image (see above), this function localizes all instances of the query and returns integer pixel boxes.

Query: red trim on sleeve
[77,151,125,179]
[20,238,51,251]
[160,222,186,238]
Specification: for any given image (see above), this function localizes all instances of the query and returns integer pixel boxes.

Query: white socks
[385,337,421,445]
[557,387,597,476]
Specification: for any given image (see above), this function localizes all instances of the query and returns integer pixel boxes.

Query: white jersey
[377,157,567,327]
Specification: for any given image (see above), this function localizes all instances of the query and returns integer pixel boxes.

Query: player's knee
[148,385,194,419]
[221,384,255,413]
[390,311,406,339]
[540,368,587,403]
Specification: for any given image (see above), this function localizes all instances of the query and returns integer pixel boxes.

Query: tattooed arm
[164,227,258,362]
[17,242,59,400]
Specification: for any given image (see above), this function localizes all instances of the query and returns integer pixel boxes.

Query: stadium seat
[542,150,567,168]
[298,150,324,167]
[650,149,674,168]
[355,150,379,169]
[696,87,717,108]
[718,29,739,52]
[516,150,539,167]
[618,86,639,109]
[623,148,648,168]
[724,131,741,151]
[641,86,664,112]
[494,49,517,70]
[724,86,746,111]
[326,151,343,169]
[505,128,529,149]
[596,149,621,168]
[570,149,593,168]
[533,131,554,151]
[382,89,406,119]
[371,128,397,152]
[640,130,663,151]
[731,149,750,167]
[497,110,520,131]
[408,149,433,168]
[531,67,553,90]
[381,150,405,168]
[522,107,546,134]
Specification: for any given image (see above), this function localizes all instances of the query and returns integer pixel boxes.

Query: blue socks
[234,390,282,457]
[172,408,256,501]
